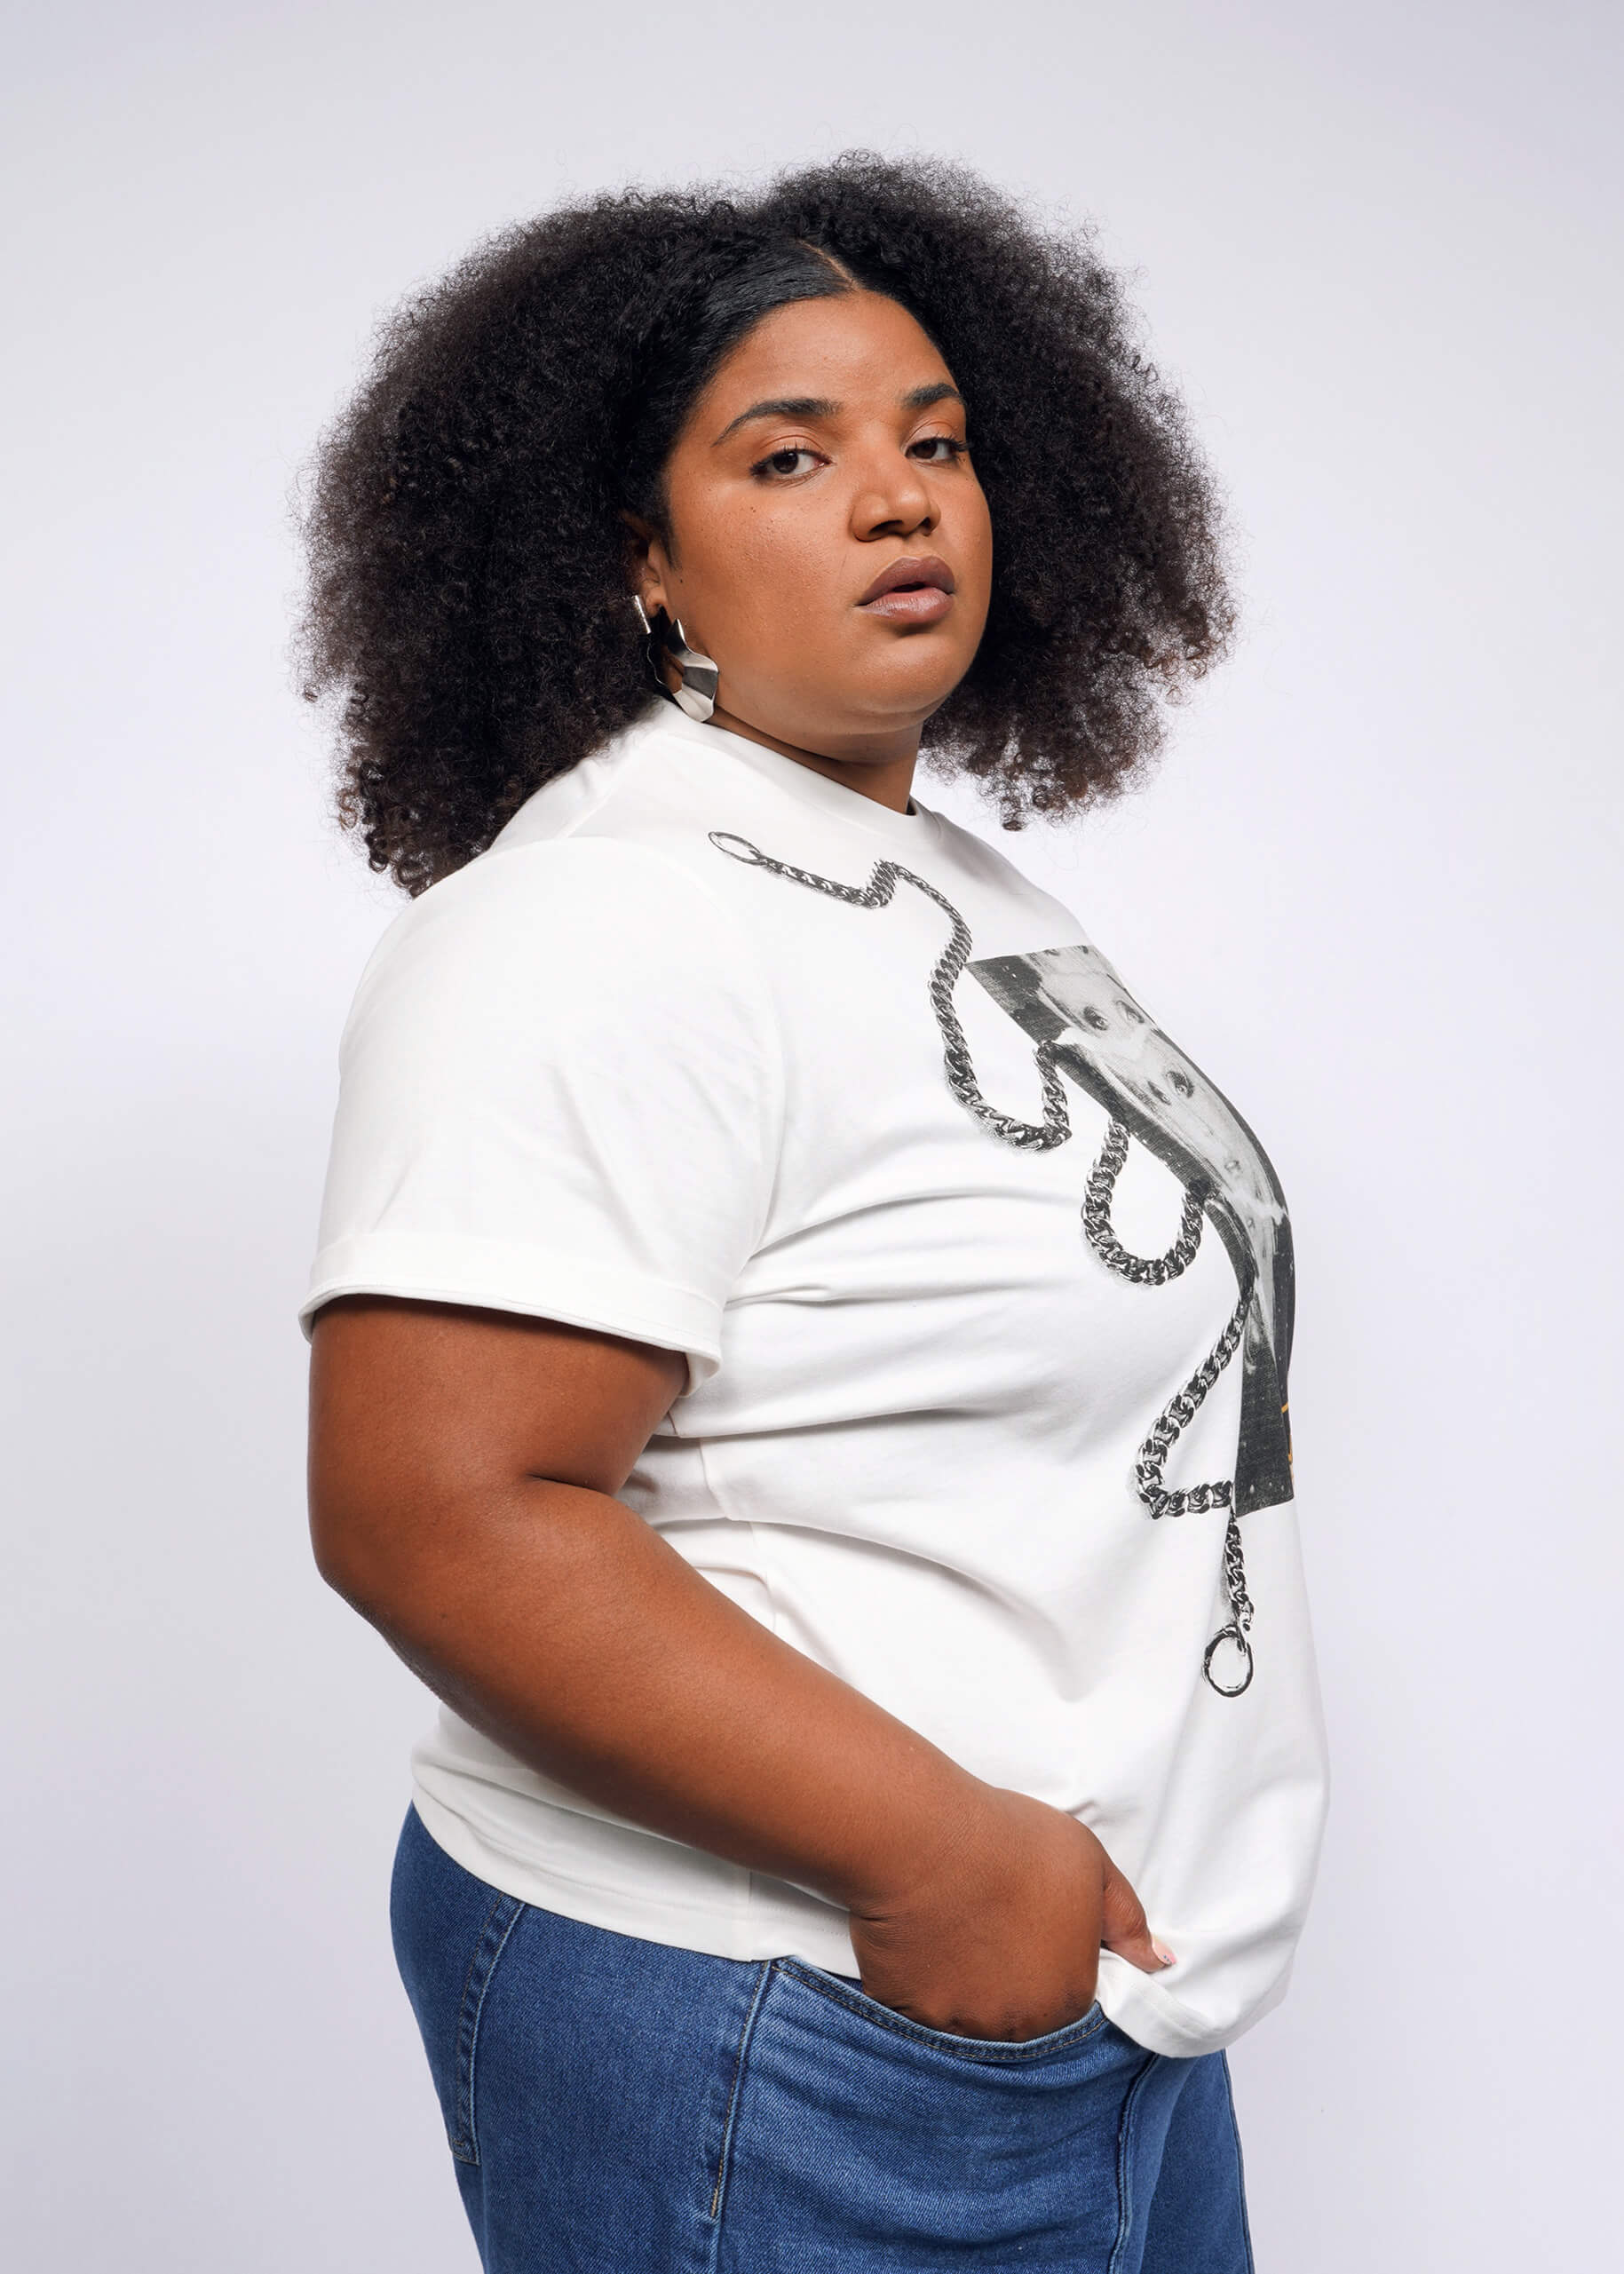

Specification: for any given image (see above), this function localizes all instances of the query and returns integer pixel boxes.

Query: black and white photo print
[970,941,1296,1518]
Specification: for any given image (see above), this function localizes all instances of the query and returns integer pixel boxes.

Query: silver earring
[635,598,718,724]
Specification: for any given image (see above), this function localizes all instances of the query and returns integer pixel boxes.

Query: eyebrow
[711,382,965,446]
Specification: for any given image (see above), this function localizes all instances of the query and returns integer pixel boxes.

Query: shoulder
[360,832,756,988]
[342,833,780,1079]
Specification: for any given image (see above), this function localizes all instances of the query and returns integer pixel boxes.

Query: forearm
[327,1477,982,1916]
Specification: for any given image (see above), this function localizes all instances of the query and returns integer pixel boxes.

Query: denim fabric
[390,1803,1254,2272]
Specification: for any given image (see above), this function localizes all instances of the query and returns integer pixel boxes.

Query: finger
[1098,1861,1176,1974]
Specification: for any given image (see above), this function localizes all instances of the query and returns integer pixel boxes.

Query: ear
[619,511,672,619]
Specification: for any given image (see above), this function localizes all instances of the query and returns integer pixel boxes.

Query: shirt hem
[1094,1949,1293,2058]
[408,1785,862,1973]
[408,1786,1280,2057]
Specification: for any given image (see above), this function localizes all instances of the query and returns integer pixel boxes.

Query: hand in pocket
[847,1786,1173,2043]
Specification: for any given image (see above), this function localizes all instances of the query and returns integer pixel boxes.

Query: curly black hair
[298,153,1233,895]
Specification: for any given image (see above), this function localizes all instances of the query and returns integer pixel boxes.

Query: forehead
[699,291,955,413]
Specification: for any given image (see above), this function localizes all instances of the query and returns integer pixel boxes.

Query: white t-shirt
[302,702,1328,2058]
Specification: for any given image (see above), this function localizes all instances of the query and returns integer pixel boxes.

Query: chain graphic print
[1088,1114,1255,1691]
[1083,1117,1208,1286]
[710,831,1257,1696]
[1133,1276,1257,1695]
[709,835,1071,1150]
[1204,1512,1257,1698]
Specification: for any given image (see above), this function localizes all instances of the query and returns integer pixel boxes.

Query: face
[629,290,993,779]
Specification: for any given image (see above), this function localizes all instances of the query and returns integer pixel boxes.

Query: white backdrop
[5,3,1620,2266]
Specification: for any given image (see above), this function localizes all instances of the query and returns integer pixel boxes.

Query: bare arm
[308,1295,1169,2038]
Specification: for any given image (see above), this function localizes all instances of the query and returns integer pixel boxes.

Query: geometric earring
[631,595,719,723]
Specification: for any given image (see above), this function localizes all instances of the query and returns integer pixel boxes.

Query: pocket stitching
[708,1960,773,2225]
[773,1959,1108,2066]
[1105,2046,1161,2273]
[449,1891,525,2165]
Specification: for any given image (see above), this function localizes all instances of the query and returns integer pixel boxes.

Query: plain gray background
[5,1,1620,2264]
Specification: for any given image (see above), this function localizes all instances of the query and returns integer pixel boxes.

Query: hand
[847,1784,1174,2042]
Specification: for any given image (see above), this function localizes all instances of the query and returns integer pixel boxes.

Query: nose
[850,447,936,543]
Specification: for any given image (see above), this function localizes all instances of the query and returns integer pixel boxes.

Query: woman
[299,154,1327,2272]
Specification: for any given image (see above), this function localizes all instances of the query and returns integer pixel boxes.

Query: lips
[857,554,957,624]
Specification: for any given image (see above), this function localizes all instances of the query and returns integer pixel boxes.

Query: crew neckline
[644,702,939,851]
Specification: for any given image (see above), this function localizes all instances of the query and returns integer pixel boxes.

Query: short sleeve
[299,838,784,1389]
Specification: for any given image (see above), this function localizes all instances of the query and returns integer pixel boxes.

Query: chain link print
[1133,1279,1252,1521]
[709,831,1257,1697]
[709,835,1071,1150]
[1084,1121,1258,1683]
[1133,1277,1257,1696]
[1082,1117,1208,1286]
[1203,1512,1257,1698]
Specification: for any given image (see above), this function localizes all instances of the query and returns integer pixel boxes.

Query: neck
[704,704,920,814]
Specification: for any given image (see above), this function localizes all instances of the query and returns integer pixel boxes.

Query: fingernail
[1152,1940,1177,1968]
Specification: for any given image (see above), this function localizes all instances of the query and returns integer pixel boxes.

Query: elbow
[306,1467,409,1624]
[308,1493,381,1616]
[306,1458,489,1634]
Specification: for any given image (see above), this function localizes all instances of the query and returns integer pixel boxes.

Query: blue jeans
[390,1803,1254,2271]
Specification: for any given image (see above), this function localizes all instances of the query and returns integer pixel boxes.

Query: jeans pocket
[389,1806,527,2167]
[715,1963,1137,2264]
[780,1958,1107,2068]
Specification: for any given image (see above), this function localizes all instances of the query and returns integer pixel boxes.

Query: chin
[850,635,973,701]
[750,646,971,746]
[861,665,971,724]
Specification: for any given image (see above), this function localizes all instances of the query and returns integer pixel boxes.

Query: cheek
[683,503,844,633]
[955,487,994,585]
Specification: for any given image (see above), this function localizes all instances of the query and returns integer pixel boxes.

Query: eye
[750,444,826,480]
[909,435,970,463]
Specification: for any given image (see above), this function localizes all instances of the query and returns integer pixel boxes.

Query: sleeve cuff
[297,1231,722,1391]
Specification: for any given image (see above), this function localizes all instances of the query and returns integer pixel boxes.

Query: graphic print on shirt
[970,945,1295,1523]
[708,832,1294,1698]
